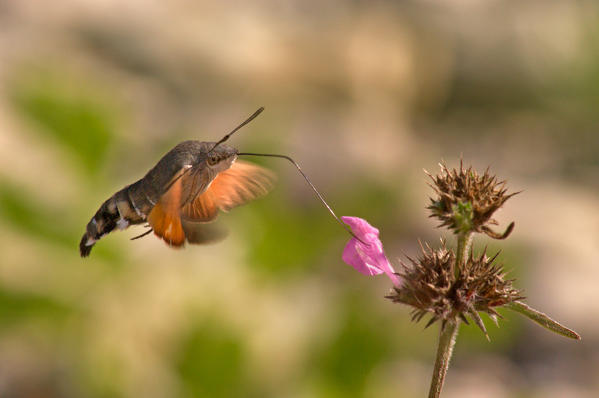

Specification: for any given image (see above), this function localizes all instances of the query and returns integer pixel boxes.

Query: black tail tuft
[80,233,93,257]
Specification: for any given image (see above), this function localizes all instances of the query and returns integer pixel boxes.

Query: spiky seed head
[386,241,524,336]
[426,162,517,239]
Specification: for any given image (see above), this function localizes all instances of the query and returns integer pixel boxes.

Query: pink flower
[341,216,401,287]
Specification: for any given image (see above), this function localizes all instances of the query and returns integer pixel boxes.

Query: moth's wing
[182,189,220,222]
[179,164,218,208]
[181,219,228,245]
[147,176,186,246]
[210,160,276,212]
[181,161,276,222]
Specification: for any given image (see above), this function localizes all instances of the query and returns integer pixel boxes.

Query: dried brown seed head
[387,241,523,335]
[426,162,517,238]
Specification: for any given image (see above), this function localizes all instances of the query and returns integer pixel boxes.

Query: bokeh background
[0,1,598,397]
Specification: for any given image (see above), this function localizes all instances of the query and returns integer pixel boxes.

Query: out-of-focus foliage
[0,180,74,247]
[176,318,255,398]
[0,1,597,398]
[11,74,116,176]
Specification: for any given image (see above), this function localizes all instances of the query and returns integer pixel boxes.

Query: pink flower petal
[341,216,401,287]
[341,216,380,237]
[343,238,384,276]
[373,253,401,287]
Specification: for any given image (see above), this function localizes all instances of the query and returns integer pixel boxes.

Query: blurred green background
[0,1,597,397]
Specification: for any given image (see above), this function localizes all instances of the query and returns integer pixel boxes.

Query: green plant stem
[455,231,473,278]
[428,320,460,398]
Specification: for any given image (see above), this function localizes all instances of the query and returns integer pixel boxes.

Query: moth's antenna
[209,107,265,152]
[238,152,365,244]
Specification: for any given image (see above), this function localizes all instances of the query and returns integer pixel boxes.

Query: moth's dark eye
[207,156,219,166]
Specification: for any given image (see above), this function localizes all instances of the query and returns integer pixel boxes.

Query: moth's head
[204,143,238,171]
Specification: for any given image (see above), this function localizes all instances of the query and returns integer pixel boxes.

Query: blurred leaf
[335,177,408,231]
[175,318,257,398]
[309,296,394,397]
[0,180,74,247]
[79,352,127,398]
[11,75,115,175]
[0,285,72,326]
[239,189,337,277]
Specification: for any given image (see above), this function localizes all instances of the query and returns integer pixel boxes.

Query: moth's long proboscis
[238,152,365,244]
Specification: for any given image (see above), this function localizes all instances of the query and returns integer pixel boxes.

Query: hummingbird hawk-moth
[80,107,361,257]
[80,108,275,257]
